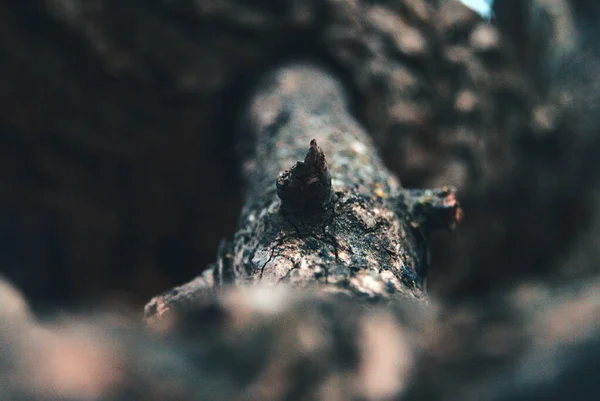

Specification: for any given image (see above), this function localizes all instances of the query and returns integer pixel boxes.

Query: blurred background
[1,0,599,310]
[0,1,247,308]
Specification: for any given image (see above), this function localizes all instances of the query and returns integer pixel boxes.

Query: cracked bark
[145,63,462,322]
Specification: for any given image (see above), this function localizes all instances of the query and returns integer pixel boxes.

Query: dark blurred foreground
[2,275,600,400]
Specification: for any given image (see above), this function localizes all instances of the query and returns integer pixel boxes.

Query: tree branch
[145,63,462,323]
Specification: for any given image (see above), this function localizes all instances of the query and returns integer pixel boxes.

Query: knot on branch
[401,187,464,234]
[276,139,332,214]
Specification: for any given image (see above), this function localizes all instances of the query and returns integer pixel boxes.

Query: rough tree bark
[0,0,524,306]
[145,63,462,323]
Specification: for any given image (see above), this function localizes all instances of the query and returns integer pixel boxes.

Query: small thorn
[276,139,332,214]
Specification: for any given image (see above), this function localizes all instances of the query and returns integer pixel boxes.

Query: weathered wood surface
[145,64,463,323]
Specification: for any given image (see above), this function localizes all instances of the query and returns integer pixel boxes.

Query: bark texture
[233,64,429,297]
[145,64,464,322]
[0,0,523,305]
